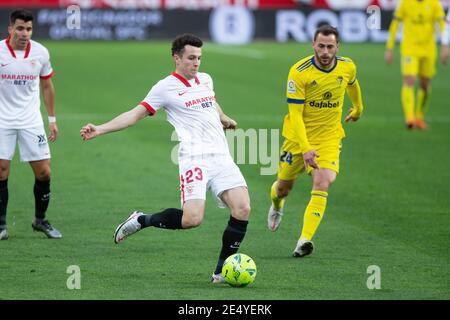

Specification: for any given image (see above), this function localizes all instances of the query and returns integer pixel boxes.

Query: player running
[268,25,364,257]
[385,0,446,130]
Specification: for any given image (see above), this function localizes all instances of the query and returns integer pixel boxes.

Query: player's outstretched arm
[345,80,364,122]
[214,102,237,129]
[80,105,149,141]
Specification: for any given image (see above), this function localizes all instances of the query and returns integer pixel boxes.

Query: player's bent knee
[185,220,202,229]
[182,200,205,228]
[36,169,51,181]
[403,76,416,87]
[182,214,203,229]
[232,204,251,220]
[314,181,331,192]
[276,185,292,198]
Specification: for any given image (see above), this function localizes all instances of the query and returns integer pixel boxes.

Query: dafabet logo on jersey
[323,91,333,100]
[308,91,340,108]
[309,100,340,108]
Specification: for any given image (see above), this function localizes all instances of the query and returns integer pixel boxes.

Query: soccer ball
[221,253,257,287]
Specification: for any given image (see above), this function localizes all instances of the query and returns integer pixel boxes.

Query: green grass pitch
[1,41,449,300]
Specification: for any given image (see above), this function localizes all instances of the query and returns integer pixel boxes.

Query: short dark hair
[314,25,339,42]
[171,34,203,56]
[10,9,34,25]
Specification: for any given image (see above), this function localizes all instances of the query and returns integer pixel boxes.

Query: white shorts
[0,127,51,162]
[179,154,247,208]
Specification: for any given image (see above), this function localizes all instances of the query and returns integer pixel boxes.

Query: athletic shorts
[277,138,341,181]
[401,54,436,78]
[0,127,51,162]
[179,154,247,208]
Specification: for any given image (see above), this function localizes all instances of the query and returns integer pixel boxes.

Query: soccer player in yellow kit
[385,0,445,130]
[268,25,364,257]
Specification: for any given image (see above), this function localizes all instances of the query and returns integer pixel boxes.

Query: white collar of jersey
[5,36,31,59]
[171,71,200,87]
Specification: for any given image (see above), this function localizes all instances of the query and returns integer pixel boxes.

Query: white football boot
[211,273,226,284]
[0,226,8,240]
[267,206,283,232]
[114,211,143,244]
[293,239,314,257]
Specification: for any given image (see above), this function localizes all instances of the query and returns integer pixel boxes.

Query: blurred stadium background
[1,0,449,300]
[2,0,443,42]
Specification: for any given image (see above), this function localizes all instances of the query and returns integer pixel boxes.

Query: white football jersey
[141,72,230,158]
[0,37,53,129]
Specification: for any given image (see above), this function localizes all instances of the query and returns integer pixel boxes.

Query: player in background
[80,34,250,283]
[0,10,61,240]
[440,8,450,65]
[385,0,446,130]
[267,25,364,257]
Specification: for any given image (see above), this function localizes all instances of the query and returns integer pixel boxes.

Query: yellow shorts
[277,139,341,181]
[401,55,436,78]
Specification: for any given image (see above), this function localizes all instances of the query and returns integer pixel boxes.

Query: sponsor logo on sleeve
[287,80,296,93]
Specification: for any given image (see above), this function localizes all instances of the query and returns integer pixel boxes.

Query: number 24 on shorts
[280,151,293,165]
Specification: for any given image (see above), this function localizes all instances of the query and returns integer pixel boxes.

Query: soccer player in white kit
[80,34,250,283]
[441,8,450,65]
[0,10,62,240]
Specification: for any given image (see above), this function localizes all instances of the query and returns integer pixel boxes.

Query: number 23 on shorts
[182,167,203,183]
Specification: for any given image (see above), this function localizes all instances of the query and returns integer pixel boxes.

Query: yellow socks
[402,85,415,123]
[300,190,328,241]
[415,88,429,121]
[271,183,328,240]
[270,181,285,211]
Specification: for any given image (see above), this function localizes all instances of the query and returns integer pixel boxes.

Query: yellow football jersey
[282,55,357,146]
[393,0,445,56]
